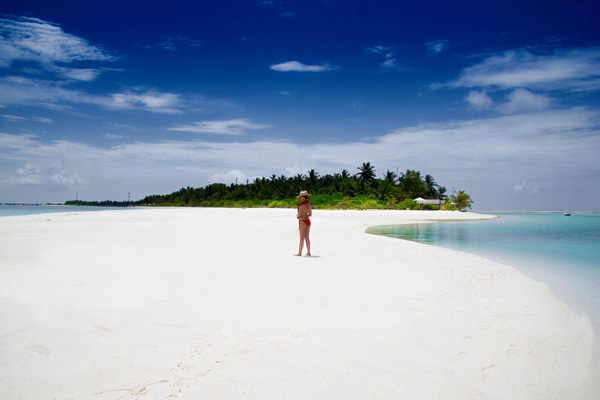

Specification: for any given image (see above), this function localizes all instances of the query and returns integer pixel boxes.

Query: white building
[414,197,444,206]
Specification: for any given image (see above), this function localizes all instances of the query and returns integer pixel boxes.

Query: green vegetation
[64,164,473,211]
[441,200,458,211]
[450,190,473,212]
[64,199,133,207]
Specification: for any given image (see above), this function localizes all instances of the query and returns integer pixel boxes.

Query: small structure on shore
[414,197,444,207]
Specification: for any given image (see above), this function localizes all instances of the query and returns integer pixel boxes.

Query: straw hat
[297,190,311,198]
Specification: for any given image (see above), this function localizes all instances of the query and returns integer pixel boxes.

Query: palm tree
[383,170,397,184]
[450,190,473,212]
[398,169,426,198]
[377,181,394,201]
[357,162,376,181]
[307,169,320,194]
[438,186,447,199]
[424,174,439,198]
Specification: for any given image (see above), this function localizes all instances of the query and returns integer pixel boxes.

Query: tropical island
[65,163,473,211]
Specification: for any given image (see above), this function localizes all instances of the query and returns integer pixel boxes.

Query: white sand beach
[0,208,597,399]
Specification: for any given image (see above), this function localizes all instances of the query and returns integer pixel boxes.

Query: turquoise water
[367,213,600,323]
[0,204,123,217]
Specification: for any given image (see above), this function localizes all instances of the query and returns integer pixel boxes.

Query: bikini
[298,200,311,228]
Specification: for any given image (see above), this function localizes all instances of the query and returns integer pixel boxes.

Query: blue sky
[1,0,599,210]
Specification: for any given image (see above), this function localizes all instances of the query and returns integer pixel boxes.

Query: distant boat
[564,210,571,216]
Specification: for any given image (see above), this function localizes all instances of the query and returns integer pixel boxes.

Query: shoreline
[2,203,599,216]
[365,215,600,322]
[0,208,597,399]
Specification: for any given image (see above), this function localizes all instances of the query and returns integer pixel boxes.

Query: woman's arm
[298,204,310,219]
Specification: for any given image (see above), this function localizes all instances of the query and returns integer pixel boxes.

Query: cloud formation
[496,88,553,114]
[514,182,544,196]
[382,53,397,69]
[446,47,600,92]
[466,88,553,114]
[2,114,28,122]
[1,114,53,123]
[425,40,449,55]
[6,161,87,189]
[0,15,114,80]
[365,45,393,54]
[269,61,337,72]
[211,169,248,184]
[0,76,184,113]
[465,90,494,111]
[168,119,272,135]
[110,90,183,114]
[366,45,401,70]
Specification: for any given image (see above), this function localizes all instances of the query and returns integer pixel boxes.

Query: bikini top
[298,200,309,213]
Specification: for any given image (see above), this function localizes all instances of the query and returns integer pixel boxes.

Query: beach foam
[0,208,596,399]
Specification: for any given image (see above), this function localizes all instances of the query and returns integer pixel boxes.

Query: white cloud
[284,166,304,177]
[0,77,184,113]
[50,171,88,187]
[382,53,397,69]
[514,182,528,193]
[514,182,544,195]
[0,15,114,80]
[2,114,28,122]
[465,90,494,110]
[365,45,393,54]
[0,133,39,151]
[5,162,86,188]
[32,116,53,123]
[365,45,406,70]
[425,40,449,55]
[109,90,183,113]
[211,170,247,184]
[269,61,337,72]
[497,88,553,114]
[446,47,600,92]
[168,119,271,135]
[466,88,553,114]
[9,164,43,185]
[54,66,103,81]
[2,114,53,123]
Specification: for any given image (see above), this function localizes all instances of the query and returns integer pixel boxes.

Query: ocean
[367,212,600,324]
[0,204,125,217]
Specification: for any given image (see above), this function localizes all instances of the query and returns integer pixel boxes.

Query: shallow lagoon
[367,212,600,323]
[0,204,126,217]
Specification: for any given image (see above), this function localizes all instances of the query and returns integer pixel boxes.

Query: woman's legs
[295,226,305,256]
[295,222,311,256]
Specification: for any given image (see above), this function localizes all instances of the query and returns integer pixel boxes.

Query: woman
[294,190,312,256]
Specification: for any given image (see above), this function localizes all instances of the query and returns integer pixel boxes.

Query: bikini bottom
[299,219,311,228]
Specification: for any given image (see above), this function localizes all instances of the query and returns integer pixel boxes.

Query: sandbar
[0,208,596,399]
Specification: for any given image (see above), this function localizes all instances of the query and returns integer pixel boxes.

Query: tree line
[115,163,473,211]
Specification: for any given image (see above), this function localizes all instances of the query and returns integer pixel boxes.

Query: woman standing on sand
[295,190,312,256]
